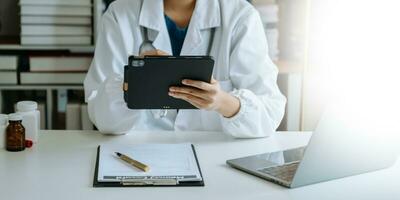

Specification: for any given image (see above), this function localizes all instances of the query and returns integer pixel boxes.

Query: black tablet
[123,56,214,109]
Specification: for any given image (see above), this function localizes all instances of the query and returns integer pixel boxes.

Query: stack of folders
[53,89,93,130]
[255,4,280,61]
[19,0,93,45]
[0,55,18,84]
[20,55,92,84]
[66,103,94,130]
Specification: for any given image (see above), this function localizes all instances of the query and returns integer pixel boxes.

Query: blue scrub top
[164,15,188,56]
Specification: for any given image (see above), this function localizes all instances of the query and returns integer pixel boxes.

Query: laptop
[227,105,398,188]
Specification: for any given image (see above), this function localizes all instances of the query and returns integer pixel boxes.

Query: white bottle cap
[16,101,38,112]
[8,113,23,121]
[0,114,8,125]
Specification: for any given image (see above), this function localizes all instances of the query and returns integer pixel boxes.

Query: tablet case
[93,144,205,187]
[123,56,214,109]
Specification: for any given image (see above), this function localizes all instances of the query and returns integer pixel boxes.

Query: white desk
[0,131,399,200]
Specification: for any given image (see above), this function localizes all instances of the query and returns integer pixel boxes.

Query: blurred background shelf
[0,0,309,131]
[0,45,95,53]
[0,85,84,130]
[0,85,83,90]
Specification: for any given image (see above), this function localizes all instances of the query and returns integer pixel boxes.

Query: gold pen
[115,152,150,172]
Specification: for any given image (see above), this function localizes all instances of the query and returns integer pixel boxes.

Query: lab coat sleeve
[84,6,143,134]
[220,9,286,138]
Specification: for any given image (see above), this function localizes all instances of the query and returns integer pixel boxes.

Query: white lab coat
[84,0,286,138]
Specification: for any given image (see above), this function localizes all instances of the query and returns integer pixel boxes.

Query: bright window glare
[306,0,400,143]
[308,0,400,130]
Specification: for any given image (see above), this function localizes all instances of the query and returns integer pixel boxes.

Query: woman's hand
[169,78,241,118]
[140,49,169,56]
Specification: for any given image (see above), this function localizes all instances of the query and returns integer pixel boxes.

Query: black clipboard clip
[121,178,178,186]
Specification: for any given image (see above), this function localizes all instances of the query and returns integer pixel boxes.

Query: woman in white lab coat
[84,0,286,138]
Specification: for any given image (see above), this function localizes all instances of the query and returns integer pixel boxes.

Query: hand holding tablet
[123,55,214,109]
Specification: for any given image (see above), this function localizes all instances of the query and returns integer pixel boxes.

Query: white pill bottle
[0,114,8,148]
[16,101,40,143]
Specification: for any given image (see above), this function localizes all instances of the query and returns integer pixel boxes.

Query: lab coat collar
[139,0,163,31]
[138,0,221,55]
[181,0,221,55]
[139,0,172,54]
[191,0,221,30]
[139,0,221,30]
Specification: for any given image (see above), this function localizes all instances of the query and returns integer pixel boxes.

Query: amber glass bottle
[6,113,25,152]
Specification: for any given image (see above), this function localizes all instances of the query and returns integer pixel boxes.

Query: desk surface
[0,131,399,200]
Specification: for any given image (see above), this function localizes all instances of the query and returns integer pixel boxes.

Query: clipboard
[123,56,214,109]
[93,144,205,187]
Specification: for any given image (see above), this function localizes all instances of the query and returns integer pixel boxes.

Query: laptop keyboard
[257,162,300,183]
